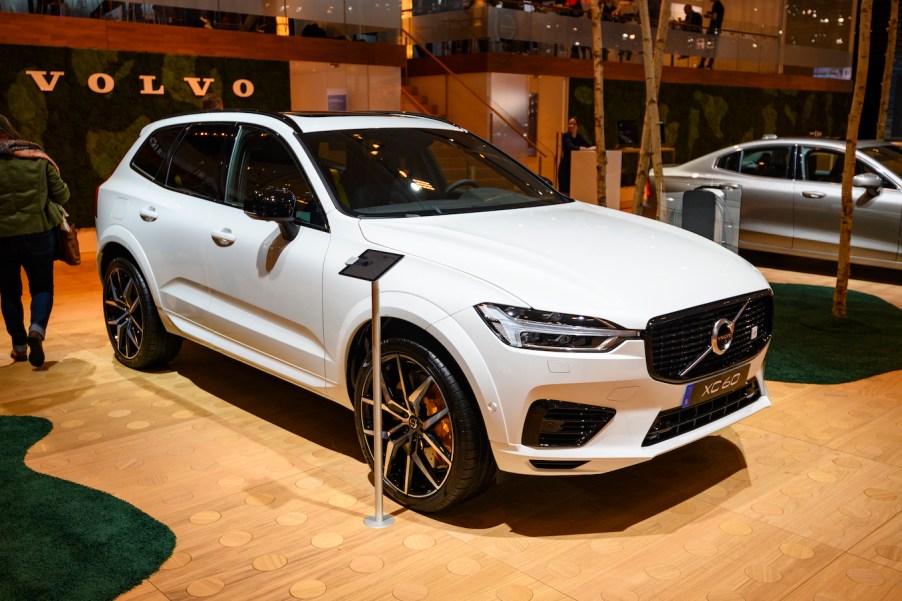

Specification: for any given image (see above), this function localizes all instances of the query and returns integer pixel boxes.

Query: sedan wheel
[103,257,181,369]
[354,338,495,512]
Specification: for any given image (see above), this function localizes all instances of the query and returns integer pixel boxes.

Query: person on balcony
[698,0,725,68]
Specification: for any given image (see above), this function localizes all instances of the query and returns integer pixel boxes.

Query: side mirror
[245,187,299,240]
[852,173,882,198]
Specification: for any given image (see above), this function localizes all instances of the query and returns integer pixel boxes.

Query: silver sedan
[659,136,902,270]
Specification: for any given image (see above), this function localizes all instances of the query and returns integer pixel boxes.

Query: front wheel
[353,338,496,512]
[102,257,182,369]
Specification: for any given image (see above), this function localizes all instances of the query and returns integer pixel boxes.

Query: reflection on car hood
[358,202,768,327]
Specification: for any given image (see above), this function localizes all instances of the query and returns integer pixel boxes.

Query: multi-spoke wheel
[102,257,181,369]
[353,338,496,512]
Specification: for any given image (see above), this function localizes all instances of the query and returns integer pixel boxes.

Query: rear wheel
[353,338,496,512]
[102,257,182,369]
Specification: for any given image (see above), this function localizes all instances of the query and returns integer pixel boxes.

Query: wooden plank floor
[1,234,900,601]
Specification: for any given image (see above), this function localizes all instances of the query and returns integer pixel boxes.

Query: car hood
[358,202,768,328]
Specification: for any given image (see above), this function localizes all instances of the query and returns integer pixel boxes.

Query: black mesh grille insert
[522,400,616,448]
[645,289,773,383]
[642,378,761,446]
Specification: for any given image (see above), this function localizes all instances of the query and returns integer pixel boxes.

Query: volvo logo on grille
[711,318,735,356]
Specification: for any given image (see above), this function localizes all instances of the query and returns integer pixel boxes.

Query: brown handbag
[55,205,81,266]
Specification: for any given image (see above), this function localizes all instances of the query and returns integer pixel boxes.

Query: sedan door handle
[211,228,236,247]
[138,207,158,222]
[801,191,826,199]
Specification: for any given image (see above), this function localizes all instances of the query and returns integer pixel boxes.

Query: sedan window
[165,123,237,201]
[739,146,791,179]
[715,151,741,172]
[800,146,883,185]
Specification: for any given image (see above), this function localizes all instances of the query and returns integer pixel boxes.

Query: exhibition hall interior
[1,1,901,600]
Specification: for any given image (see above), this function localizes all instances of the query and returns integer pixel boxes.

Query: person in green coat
[0,115,70,367]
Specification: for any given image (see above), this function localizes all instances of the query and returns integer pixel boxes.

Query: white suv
[96,111,773,512]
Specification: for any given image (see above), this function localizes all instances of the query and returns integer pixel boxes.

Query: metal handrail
[401,26,551,160]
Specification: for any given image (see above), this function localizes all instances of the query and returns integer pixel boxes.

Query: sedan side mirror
[245,187,299,241]
[852,173,882,198]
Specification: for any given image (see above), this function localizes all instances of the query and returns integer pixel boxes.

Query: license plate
[682,364,751,408]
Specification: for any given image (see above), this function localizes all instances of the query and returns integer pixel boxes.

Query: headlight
[475,304,642,352]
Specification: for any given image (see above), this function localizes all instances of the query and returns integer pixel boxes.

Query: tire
[353,337,496,512]
[102,257,182,369]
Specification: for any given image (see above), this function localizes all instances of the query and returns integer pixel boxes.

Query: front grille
[645,289,773,383]
[642,378,761,446]
[522,400,616,448]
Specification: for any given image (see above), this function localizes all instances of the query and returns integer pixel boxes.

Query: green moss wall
[569,78,852,183]
[1,45,291,227]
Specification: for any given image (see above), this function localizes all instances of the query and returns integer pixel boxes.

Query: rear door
[731,144,795,249]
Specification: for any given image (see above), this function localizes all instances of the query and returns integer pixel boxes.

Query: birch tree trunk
[876,0,899,141]
[833,0,873,319]
[590,1,608,207]
[632,0,672,217]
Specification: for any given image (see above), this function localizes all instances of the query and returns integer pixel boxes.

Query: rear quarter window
[715,151,741,172]
[130,126,183,183]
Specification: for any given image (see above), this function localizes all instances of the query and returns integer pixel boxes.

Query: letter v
[183,77,214,96]
[26,70,65,92]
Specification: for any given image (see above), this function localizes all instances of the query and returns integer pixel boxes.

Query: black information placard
[339,250,404,282]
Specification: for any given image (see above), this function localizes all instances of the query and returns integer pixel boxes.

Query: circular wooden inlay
[126,420,150,429]
[349,555,384,574]
[780,485,813,499]
[684,541,719,557]
[447,557,481,576]
[296,477,324,489]
[864,488,897,501]
[245,492,276,506]
[161,551,192,570]
[706,591,745,601]
[671,501,698,515]
[311,533,343,549]
[152,399,175,407]
[189,510,222,525]
[745,565,782,583]
[756,456,785,467]
[720,520,753,536]
[77,432,103,441]
[646,564,680,581]
[845,568,885,585]
[392,582,429,601]
[137,473,168,486]
[546,559,580,578]
[809,524,844,538]
[590,539,623,554]
[60,419,84,428]
[751,502,785,516]
[289,580,327,599]
[403,534,436,550]
[277,512,308,527]
[780,543,815,559]
[875,545,902,562]
[186,577,224,597]
[172,410,194,419]
[252,553,288,572]
[807,471,837,483]
[833,457,863,469]
[108,409,131,418]
[219,531,253,547]
[600,588,639,601]
[496,584,534,601]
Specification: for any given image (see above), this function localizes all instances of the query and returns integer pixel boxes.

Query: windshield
[861,145,902,179]
[301,128,567,217]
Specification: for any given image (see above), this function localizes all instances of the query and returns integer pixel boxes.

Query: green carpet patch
[766,283,902,384]
[0,416,175,601]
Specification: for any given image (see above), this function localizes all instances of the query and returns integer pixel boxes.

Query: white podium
[569,149,622,208]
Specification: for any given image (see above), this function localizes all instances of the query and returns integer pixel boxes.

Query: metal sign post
[340,249,404,529]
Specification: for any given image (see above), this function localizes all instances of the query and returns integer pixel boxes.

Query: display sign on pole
[340,249,404,529]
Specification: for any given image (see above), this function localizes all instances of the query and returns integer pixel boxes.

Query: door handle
[802,191,826,199]
[138,207,158,222]
[211,228,236,247]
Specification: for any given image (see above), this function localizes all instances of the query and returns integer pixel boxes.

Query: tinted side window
[165,123,237,201]
[715,151,741,172]
[739,146,791,179]
[131,126,183,182]
[800,146,881,185]
[228,126,323,227]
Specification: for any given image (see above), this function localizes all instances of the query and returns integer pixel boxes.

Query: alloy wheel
[103,266,145,360]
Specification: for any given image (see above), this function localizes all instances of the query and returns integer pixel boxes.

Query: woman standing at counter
[557,117,594,195]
